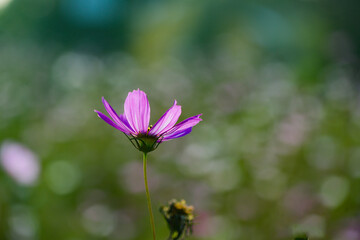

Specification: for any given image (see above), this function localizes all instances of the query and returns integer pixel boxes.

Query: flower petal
[94,110,131,134]
[162,114,202,139]
[102,97,135,134]
[119,114,133,131]
[149,100,181,136]
[161,128,192,141]
[124,89,150,134]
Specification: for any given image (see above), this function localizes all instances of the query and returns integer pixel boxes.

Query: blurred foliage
[294,234,309,240]
[1,0,360,240]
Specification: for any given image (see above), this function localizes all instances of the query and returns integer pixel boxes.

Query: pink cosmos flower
[0,141,40,186]
[95,89,202,152]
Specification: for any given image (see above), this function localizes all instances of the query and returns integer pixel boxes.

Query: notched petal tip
[94,109,101,116]
[130,88,142,95]
[96,99,136,134]
[101,96,109,106]
[149,99,182,136]
[95,110,131,134]
[194,114,203,120]
[124,89,150,133]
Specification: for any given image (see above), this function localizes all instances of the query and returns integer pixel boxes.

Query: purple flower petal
[102,97,135,134]
[165,114,202,134]
[161,128,193,141]
[119,114,133,131]
[94,110,131,134]
[149,100,181,136]
[162,114,202,140]
[124,89,150,134]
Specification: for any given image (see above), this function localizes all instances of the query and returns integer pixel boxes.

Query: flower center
[135,132,158,153]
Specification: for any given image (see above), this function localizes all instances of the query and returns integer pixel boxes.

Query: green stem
[143,152,156,240]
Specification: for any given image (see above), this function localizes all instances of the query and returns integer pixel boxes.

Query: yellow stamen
[147,125,153,133]
[174,202,183,210]
[185,205,194,214]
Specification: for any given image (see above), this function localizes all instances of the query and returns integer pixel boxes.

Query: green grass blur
[1,0,360,239]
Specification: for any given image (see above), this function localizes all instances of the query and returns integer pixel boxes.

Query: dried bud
[160,199,194,240]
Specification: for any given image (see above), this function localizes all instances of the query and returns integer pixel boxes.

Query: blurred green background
[1,0,360,239]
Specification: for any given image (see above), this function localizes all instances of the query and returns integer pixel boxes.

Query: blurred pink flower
[277,113,308,147]
[283,184,317,217]
[335,219,360,240]
[193,212,219,237]
[0,141,40,186]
